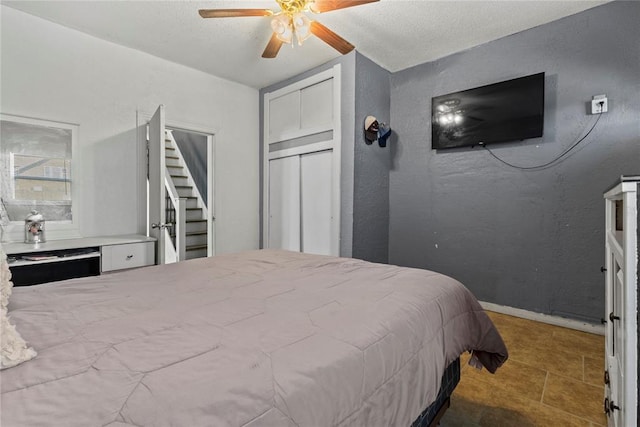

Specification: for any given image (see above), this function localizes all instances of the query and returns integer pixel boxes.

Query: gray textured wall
[388,1,640,323]
[353,52,391,263]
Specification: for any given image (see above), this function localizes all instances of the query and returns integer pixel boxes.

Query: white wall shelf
[8,252,100,268]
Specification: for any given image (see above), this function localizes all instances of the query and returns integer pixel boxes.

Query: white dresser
[603,176,639,427]
[3,235,156,286]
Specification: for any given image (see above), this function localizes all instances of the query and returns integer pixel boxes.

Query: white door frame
[166,126,216,257]
[137,110,217,256]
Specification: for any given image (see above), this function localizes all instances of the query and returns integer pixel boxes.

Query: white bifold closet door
[268,155,301,252]
[268,150,332,255]
[300,150,332,255]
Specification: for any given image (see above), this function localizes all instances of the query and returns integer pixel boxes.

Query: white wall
[1,6,259,254]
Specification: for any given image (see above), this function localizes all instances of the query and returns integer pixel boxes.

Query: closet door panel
[269,91,301,141]
[300,150,333,255]
[268,156,300,251]
[301,79,333,131]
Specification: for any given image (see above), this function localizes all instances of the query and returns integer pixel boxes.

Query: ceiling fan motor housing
[276,0,312,15]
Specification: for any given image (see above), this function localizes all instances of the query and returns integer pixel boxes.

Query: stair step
[186,244,208,251]
[185,207,203,221]
[171,175,190,187]
[175,186,194,197]
[165,147,175,151]
[185,248,208,260]
[185,220,206,233]
[185,231,207,247]
[183,197,199,209]
[166,157,181,167]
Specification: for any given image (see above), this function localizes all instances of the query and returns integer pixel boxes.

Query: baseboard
[479,301,605,336]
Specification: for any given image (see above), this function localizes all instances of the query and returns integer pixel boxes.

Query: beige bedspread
[1,249,507,426]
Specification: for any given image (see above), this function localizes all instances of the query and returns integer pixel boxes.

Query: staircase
[164,131,209,260]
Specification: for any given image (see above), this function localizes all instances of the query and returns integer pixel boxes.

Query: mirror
[0,114,80,241]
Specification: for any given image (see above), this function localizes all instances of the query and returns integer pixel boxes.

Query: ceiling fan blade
[310,21,355,55]
[262,33,284,58]
[198,9,274,18]
[310,0,379,13]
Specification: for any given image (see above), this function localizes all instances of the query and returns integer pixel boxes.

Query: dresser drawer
[101,242,155,272]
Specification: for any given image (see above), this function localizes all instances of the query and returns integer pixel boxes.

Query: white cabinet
[267,76,334,142]
[101,241,155,272]
[300,78,333,130]
[5,235,156,285]
[263,66,341,256]
[603,176,639,427]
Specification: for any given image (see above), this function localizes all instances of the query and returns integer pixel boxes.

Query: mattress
[1,249,507,426]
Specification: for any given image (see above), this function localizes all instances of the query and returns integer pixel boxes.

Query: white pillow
[1,244,37,369]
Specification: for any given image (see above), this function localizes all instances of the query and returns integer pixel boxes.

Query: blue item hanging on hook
[378,123,391,147]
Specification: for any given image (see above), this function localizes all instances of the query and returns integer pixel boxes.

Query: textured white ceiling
[2,0,609,88]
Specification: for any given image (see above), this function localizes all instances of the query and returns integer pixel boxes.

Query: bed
[1,249,507,426]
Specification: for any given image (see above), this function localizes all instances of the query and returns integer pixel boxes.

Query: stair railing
[164,170,186,262]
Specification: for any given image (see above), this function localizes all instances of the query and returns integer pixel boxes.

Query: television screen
[431,72,545,150]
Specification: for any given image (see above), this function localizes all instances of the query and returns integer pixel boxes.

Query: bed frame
[411,358,461,427]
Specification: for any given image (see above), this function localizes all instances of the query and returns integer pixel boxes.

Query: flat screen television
[431,72,545,150]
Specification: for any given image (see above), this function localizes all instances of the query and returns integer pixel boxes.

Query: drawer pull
[126,255,134,260]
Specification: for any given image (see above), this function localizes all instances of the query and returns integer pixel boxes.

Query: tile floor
[440,311,607,427]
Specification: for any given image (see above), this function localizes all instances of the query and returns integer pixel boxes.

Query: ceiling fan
[199,0,379,58]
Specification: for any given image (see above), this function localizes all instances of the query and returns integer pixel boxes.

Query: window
[1,114,80,241]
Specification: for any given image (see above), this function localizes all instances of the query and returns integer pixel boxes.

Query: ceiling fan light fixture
[199,0,378,58]
[293,13,312,45]
[271,14,293,44]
